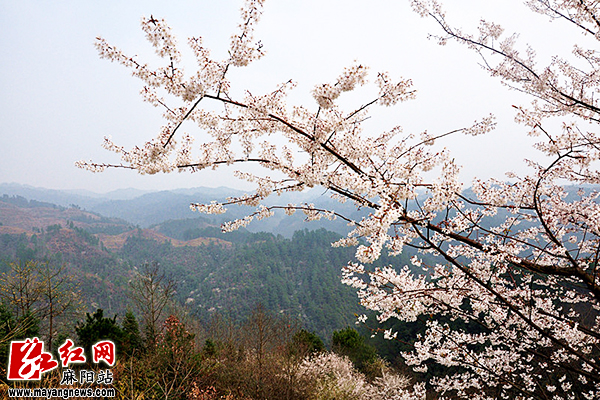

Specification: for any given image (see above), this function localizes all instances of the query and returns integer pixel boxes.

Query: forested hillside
[0,194,412,339]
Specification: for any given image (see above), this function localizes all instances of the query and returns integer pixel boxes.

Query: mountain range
[0,183,366,237]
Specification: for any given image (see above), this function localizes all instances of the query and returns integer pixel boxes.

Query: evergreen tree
[121,309,143,356]
[332,327,378,377]
[290,329,325,357]
[75,309,123,361]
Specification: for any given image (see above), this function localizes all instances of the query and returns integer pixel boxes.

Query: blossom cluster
[295,352,425,400]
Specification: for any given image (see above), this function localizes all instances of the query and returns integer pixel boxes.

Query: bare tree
[129,262,176,351]
[0,261,42,320]
[0,260,80,351]
[37,262,82,352]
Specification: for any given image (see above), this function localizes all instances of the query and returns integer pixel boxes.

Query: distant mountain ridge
[0,183,365,237]
[0,183,241,208]
[0,194,230,251]
[0,193,132,233]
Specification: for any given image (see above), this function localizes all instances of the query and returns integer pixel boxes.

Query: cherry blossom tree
[295,352,422,399]
[78,0,600,397]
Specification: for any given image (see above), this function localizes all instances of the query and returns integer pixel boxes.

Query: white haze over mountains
[0,183,347,236]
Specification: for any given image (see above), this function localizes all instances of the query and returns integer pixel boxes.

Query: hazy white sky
[0,0,582,193]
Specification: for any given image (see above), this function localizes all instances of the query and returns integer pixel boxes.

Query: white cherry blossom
[80,1,600,398]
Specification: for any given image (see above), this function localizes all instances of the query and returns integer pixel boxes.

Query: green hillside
[0,195,412,339]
